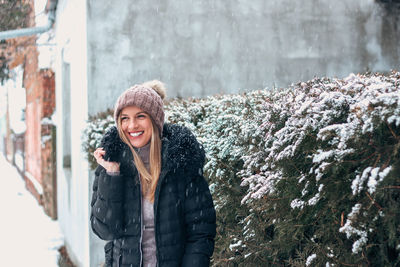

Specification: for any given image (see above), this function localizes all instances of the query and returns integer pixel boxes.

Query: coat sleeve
[90,165,125,241]
[181,170,217,267]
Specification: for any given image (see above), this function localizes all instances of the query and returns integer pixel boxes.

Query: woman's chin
[129,138,146,148]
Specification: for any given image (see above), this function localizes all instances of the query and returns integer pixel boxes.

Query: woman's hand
[93,148,120,173]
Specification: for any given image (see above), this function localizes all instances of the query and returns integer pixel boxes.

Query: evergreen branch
[342,151,376,163]
[372,154,381,168]
[263,196,288,201]
[362,251,370,267]
[215,160,237,173]
[365,192,383,211]
[386,121,399,140]
[341,211,344,227]
[379,186,400,189]
[334,260,361,267]
[293,224,312,227]
[381,156,391,170]
[288,158,303,176]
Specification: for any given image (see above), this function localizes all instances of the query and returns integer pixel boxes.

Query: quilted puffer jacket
[90,123,216,267]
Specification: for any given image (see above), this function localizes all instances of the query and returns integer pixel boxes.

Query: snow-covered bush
[236,72,400,266]
[166,92,268,266]
[82,109,115,170]
[83,72,400,266]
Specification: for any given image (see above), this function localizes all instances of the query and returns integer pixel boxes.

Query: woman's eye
[121,117,128,121]
[137,114,146,119]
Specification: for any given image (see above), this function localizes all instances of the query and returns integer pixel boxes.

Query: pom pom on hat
[114,80,167,136]
[141,80,166,100]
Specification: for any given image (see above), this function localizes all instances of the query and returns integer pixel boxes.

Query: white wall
[54,0,90,266]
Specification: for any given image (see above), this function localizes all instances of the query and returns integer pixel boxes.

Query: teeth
[130,132,143,137]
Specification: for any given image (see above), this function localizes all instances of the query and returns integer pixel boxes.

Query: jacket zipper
[118,253,122,267]
[154,168,168,267]
[138,172,143,267]
[154,178,161,267]
[154,197,159,267]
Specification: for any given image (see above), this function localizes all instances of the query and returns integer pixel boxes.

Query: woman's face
[120,106,153,148]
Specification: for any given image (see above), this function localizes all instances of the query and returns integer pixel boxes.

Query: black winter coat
[91,123,216,267]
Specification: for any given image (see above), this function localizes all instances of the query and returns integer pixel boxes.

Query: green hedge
[83,72,400,266]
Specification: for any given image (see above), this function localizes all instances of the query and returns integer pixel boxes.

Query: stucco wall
[87,0,400,116]
[55,0,91,266]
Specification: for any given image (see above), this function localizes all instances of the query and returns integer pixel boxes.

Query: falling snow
[83,71,400,264]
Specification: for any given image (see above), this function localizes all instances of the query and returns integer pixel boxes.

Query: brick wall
[21,0,57,218]
[39,70,57,219]
[24,64,57,220]
[24,38,43,203]
[41,69,55,117]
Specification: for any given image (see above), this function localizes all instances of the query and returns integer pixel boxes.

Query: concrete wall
[87,0,400,116]
[54,0,90,266]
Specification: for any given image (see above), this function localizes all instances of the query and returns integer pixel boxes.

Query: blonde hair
[117,115,162,202]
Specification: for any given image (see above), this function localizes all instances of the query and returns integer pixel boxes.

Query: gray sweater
[107,142,157,267]
[136,143,157,267]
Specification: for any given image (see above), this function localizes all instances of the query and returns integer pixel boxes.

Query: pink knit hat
[114,80,166,136]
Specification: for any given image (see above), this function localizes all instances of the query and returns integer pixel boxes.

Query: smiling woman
[90,80,216,267]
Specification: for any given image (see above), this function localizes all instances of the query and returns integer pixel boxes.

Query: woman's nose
[127,119,137,130]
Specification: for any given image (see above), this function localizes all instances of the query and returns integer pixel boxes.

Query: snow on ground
[0,154,64,267]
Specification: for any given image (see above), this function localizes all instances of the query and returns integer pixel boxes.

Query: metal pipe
[0,1,57,41]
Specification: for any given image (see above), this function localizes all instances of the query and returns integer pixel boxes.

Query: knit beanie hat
[114,80,166,136]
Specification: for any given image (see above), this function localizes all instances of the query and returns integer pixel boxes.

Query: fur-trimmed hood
[99,123,205,175]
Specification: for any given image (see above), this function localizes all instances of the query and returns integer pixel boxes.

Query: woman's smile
[129,131,144,137]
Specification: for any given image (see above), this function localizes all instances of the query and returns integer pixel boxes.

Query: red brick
[16,0,57,218]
